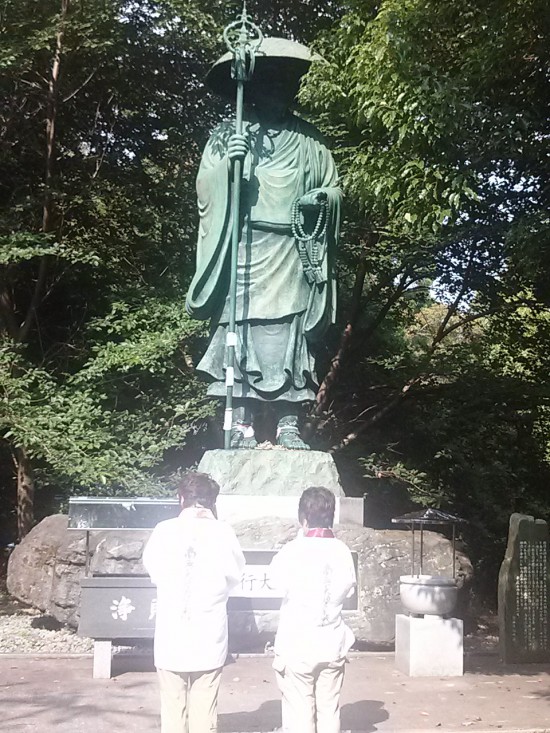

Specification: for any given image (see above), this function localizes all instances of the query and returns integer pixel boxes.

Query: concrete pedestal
[395,613,464,677]
[216,494,363,525]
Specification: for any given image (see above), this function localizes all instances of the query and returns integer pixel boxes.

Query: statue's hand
[227,133,249,165]
[298,190,327,211]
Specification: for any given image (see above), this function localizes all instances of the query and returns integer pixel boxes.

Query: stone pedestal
[395,614,464,677]
[198,449,364,525]
[198,449,344,495]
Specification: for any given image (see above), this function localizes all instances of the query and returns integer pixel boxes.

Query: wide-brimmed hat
[206,37,320,99]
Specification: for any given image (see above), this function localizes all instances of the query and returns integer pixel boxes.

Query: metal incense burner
[392,509,466,617]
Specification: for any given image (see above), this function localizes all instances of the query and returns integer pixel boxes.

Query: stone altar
[7,514,473,645]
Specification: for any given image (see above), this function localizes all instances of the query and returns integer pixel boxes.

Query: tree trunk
[9,2,68,538]
[14,447,35,539]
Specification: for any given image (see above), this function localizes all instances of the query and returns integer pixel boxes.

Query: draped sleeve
[185,122,234,320]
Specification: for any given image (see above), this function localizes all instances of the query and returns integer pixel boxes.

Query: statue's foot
[276,427,311,450]
[230,423,258,449]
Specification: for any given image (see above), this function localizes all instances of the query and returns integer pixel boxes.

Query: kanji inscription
[499,514,550,663]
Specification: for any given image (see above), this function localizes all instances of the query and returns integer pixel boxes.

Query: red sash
[304,528,335,538]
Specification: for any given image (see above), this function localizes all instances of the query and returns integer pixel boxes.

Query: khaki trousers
[157,667,222,733]
[274,657,346,733]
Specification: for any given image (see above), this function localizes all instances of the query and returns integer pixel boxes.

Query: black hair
[177,471,220,511]
[298,486,336,528]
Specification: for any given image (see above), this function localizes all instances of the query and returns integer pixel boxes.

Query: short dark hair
[298,487,336,528]
[177,471,220,510]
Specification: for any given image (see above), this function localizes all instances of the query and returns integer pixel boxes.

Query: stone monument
[186,13,340,451]
[186,6,363,523]
[498,513,550,663]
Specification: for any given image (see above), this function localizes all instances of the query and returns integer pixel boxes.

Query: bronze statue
[186,36,341,449]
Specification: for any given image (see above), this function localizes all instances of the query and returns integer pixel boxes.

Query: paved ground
[2,652,550,733]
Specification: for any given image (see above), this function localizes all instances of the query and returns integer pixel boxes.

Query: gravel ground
[0,580,93,655]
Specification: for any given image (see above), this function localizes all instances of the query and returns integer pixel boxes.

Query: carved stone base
[198,448,363,524]
[198,448,344,497]
[7,515,473,645]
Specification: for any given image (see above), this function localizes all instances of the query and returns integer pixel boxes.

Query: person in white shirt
[270,486,357,733]
[143,472,245,733]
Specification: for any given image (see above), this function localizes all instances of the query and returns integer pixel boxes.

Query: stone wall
[7,514,473,645]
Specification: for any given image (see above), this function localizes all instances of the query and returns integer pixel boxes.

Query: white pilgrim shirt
[143,507,245,672]
[270,532,356,666]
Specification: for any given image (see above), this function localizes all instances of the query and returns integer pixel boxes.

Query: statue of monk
[186,38,341,449]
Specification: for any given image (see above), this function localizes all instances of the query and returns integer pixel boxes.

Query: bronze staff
[222,2,263,448]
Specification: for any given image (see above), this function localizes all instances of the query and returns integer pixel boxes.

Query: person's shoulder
[148,516,179,539]
[273,537,301,558]
[153,516,180,530]
[333,537,354,556]
[213,518,234,530]
[211,519,239,539]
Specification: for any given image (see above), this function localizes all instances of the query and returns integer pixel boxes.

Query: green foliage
[300,0,550,586]
[0,0,225,514]
[0,298,212,492]
[0,0,347,536]
[1,0,550,601]
[0,233,101,266]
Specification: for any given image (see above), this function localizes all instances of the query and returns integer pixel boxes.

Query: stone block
[198,449,344,496]
[395,613,463,676]
[6,515,68,612]
[90,533,148,575]
[93,641,113,679]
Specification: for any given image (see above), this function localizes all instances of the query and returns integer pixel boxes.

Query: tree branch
[361,266,415,342]
[62,68,97,103]
[315,232,388,415]
[314,256,368,415]
[17,257,48,344]
[429,244,478,353]
[329,376,419,453]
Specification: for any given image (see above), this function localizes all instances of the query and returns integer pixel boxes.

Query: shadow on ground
[218,698,388,732]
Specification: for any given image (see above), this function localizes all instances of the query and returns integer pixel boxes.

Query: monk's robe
[186,109,341,403]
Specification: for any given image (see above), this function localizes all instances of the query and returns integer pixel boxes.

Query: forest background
[1,0,549,603]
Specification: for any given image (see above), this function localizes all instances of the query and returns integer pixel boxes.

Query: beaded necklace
[291,197,328,285]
